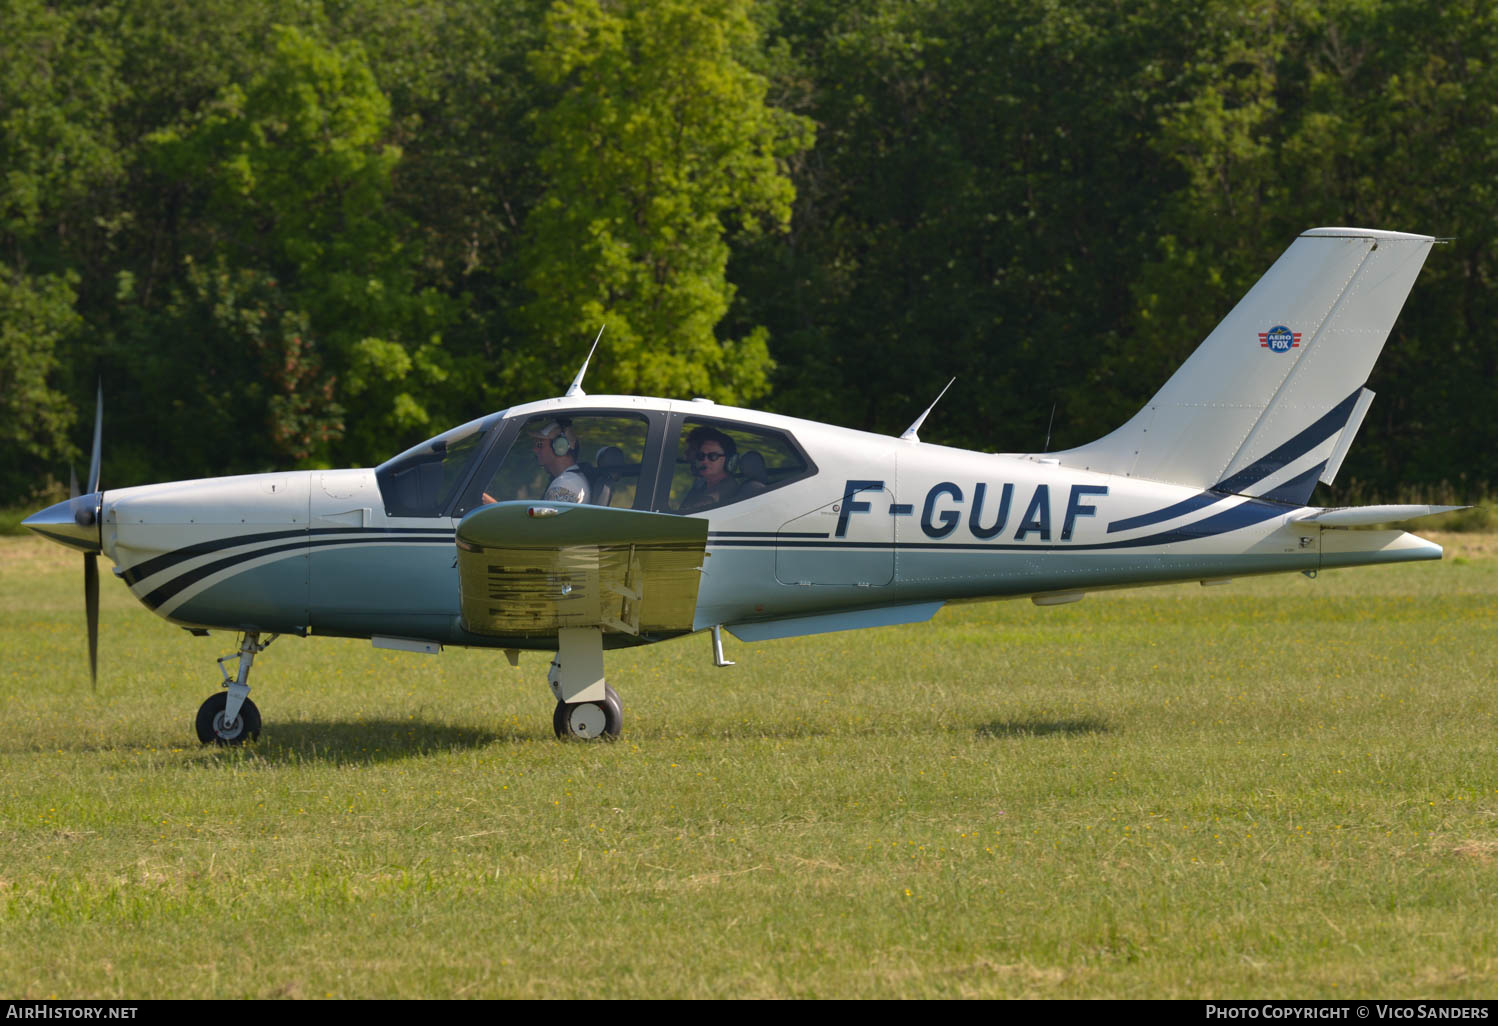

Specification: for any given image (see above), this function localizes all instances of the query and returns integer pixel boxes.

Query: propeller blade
[86,381,103,494]
[69,465,79,500]
[85,553,99,689]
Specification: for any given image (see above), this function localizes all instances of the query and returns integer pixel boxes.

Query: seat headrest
[595,445,626,474]
[739,450,766,481]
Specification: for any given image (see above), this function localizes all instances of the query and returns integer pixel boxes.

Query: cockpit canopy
[374,405,816,519]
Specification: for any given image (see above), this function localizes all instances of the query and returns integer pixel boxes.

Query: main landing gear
[542,625,738,740]
[196,631,277,746]
[548,627,621,740]
[552,683,623,740]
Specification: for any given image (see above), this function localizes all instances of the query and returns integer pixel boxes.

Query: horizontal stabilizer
[1294,504,1467,527]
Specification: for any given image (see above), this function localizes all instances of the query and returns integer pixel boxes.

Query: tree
[734,0,1197,453]
[0,269,80,501]
[1103,0,1498,497]
[136,23,459,468]
[514,0,813,405]
[0,0,122,498]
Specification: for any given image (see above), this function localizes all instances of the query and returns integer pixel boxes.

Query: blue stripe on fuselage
[1107,490,1223,533]
[134,530,454,610]
[122,526,454,587]
[707,496,1288,554]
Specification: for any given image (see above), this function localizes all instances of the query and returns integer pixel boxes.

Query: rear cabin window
[659,418,814,514]
[375,418,493,517]
[468,413,652,511]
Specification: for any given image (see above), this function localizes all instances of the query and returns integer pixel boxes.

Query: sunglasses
[692,452,725,463]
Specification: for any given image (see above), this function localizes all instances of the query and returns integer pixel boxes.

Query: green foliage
[0,1,121,499]
[113,21,463,470]
[0,269,80,502]
[153,23,400,274]
[739,0,1194,449]
[1097,0,1498,494]
[183,258,342,463]
[516,0,813,405]
[0,0,123,245]
[0,0,1493,497]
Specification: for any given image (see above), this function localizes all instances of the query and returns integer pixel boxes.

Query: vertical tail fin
[1058,228,1434,503]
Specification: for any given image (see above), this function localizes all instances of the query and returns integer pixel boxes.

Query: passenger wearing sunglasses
[678,425,739,513]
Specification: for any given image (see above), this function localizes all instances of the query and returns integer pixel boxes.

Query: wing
[455,501,707,639]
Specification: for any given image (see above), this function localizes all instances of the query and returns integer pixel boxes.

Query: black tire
[195,691,262,746]
[553,684,623,740]
[602,683,623,736]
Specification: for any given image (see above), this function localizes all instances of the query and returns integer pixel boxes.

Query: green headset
[541,420,575,457]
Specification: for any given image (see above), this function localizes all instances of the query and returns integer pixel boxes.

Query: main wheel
[553,684,622,740]
[195,691,262,746]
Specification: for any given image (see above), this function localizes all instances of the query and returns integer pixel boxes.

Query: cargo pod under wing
[455,500,708,643]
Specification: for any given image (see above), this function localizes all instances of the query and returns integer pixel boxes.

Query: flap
[456,501,707,638]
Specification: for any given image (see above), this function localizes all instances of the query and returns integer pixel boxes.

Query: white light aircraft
[25,227,1462,744]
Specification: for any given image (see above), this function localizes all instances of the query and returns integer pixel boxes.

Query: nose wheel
[196,691,262,745]
[553,684,622,740]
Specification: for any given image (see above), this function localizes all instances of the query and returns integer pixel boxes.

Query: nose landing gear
[196,631,277,745]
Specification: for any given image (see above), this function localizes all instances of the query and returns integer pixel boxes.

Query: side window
[466,413,651,511]
[659,417,815,514]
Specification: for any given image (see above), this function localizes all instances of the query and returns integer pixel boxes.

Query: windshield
[375,416,496,517]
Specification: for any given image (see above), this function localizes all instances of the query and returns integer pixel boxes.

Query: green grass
[2,533,1496,998]
[0,507,36,536]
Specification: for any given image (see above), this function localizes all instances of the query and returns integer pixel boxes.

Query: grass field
[2,532,1496,998]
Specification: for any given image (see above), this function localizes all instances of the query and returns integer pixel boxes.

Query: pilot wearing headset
[532,419,590,504]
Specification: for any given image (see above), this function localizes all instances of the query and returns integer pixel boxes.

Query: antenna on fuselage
[565,325,605,398]
[899,377,956,442]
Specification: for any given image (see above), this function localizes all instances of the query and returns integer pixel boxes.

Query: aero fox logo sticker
[1259,325,1302,353]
